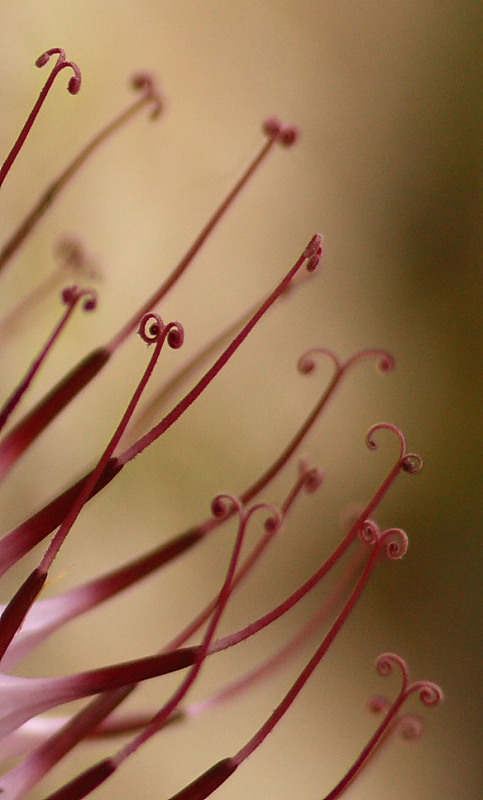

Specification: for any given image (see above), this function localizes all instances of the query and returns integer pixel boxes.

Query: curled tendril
[131,71,164,118]
[299,461,324,494]
[297,347,395,384]
[137,314,184,349]
[54,236,100,280]
[279,125,300,147]
[244,502,283,535]
[401,453,424,474]
[376,652,409,685]
[297,347,341,376]
[366,422,406,456]
[366,422,423,475]
[262,117,300,147]
[211,493,241,520]
[35,47,82,94]
[396,714,426,741]
[367,694,391,714]
[378,527,409,560]
[408,681,444,708]
[359,519,381,546]
[54,237,85,270]
[262,116,282,138]
[165,321,185,350]
[61,285,97,312]
[138,312,163,344]
[302,232,324,272]
[344,348,395,374]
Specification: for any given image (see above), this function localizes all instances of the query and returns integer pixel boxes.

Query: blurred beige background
[0,2,481,799]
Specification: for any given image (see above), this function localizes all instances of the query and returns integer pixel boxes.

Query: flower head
[0,48,441,799]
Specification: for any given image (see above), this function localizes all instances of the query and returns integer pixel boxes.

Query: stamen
[0,465,322,793]
[0,237,98,347]
[0,49,81,189]
[108,116,303,352]
[117,234,323,465]
[208,429,419,656]
[228,526,408,768]
[0,286,96,434]
[0,647,199,741]
[164,463,316,652]
[322,653,442,799]
[109,498,282,769]
[0,412,411,587]
[243,345,392,504]
[0,315,184,659]
[0,71,162,273]
[188,536,366,719]
[85,524,408,800]
[0,123,302,474]
[34,499,281,800]
[125,264,316,445]
[366,422,423,475]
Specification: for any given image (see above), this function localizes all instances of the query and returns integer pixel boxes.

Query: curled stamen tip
[262,117,300,146]
[263,116,282,138]
[359,519,381,546]
[35,53,51,69]
[375,652,407,679]
[303,233,324,272]
[55,236,84,266]
[67,72,82,95]
[279,124,300,147]
[54,235,100,279]
[381,527,409,560]
[373,350,395,373]
[367,694,391,714]
[297,351,316,374]
[138,312,164,344]
[297,347,340,375]
[417,682,444,707]
[365,422,406,456]
[82,294,97,312]
[210,493,239,519]
[401,453,423,474]
[35,48,65,68]
[263,510,283,534]
[61,285,97,311]
[131,71,164,118]
[35,48,81,94]
[61,285,78,305]
[397,714,426,741]
[166,321,185,350]
[302,465,324,493]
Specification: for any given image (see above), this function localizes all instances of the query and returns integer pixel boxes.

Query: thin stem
[0,316,183,659]
[0,287,96,433]
[232,529,402,766]
[118,234,322,465]
[0,122,300,476]
[0,48,81,190]
[0,74,160,273]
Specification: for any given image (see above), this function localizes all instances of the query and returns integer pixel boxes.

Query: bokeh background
[0,2,481,798]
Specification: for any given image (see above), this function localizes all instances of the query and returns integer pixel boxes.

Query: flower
[0,47,442,800]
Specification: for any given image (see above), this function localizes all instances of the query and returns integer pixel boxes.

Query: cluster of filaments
[0,48,442,800]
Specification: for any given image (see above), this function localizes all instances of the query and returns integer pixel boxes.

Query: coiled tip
[401,453,423,474]
[131,71,164,118]
[262,117,300,147]
[211,493,239,519]
[303,233,324,272]
[166,324,184,350]
[61,285,97,311]
[67,73,82,95]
